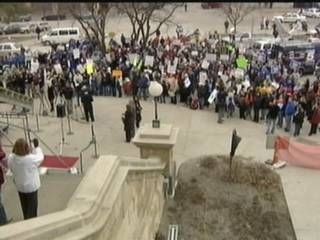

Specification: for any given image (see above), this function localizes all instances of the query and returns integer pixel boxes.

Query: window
[4,45,12,50]
[0,45,3,50]
[50,31,58,36]
[69,29,78,35]
[264,43,271,50]
[59,30,68,35]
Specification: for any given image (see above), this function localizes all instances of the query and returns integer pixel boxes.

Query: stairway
[0,87,33,110]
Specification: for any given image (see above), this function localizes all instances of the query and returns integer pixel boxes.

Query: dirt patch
[157,155,296,240]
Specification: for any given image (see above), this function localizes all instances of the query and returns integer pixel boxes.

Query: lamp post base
[152,119,160,128]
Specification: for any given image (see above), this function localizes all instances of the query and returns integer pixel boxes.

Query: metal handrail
[0,119,70,168]
[79,123,98,174]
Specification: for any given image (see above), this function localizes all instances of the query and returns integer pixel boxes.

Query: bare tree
[116,3,182,47]
[69,3,112,54]
[222,3,255,33]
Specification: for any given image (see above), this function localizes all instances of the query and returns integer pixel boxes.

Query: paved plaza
[0,96,319,239]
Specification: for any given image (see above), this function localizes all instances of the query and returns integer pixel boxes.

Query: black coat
[123,110,134,131]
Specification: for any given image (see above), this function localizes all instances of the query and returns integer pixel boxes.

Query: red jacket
[310,106,320,124]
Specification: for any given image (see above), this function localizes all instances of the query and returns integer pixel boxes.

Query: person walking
[266,99,280,134]
[224,20,229,34]
[80,85,95,123]
[122,104,135,142]
[35,26,41,41]
[8,138,44,220]
[0,142,12,226]
[133,96,142,128]
[216,85,227,123]
[284,96,296,132]
[293,104,305,137]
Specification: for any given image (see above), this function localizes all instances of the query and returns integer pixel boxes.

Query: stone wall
[0,155,166,240]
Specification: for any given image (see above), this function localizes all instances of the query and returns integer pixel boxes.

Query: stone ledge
[0,155,166,240]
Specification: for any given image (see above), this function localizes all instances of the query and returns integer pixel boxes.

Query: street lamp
[148,80,163,128]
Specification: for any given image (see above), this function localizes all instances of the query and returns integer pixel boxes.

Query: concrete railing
[0,155,166,240]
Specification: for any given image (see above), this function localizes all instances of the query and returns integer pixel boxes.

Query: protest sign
[191,50,198,57]
[205,53,216,62]
[234,68,244,79]
[128,53,138,64]
[73,48,80,59]
[199,71,207,86]
[86,63,94,75]
[77,64,84,74]
[184,77,191,88]
[144,55,154,67]
[201,59,210,70]
[112,70,123,78]
[236,56,248,69]
[54,64,63,74]
[31,60,39,73]
[220,54,229,61]
[221,74,228,83]
[105,54,111,62]
[167,57,178,74]
[208,88,218,104]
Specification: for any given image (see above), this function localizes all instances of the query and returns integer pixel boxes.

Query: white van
[41,27,81,45]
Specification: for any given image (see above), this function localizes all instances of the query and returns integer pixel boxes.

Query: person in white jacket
[8,138,44,220]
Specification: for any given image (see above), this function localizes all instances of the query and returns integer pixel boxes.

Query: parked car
[221,32,252,43]
[0,23,8,35]
[302,8,320,18]
[29,22,50,33]
[0,42,21,57]
[41,27,81,45]
[273,12,306,23]
[18,14,32,22]
[19,24,31,34]
[41,14,66,21]
[201,2,223,9]
[3,24,21,35]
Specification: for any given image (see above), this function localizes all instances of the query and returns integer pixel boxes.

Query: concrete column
[132,124,179,179]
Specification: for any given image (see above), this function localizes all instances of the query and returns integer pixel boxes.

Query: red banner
[274,136,320,170]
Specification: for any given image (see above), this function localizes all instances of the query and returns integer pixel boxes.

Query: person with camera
[8,138,44,220]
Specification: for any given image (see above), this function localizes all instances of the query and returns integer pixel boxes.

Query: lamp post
[148,81,163,128]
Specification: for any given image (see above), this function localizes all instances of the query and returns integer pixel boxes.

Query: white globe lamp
[148,81,163,128]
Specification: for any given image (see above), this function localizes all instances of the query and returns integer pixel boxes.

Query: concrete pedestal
[132,123,179,179]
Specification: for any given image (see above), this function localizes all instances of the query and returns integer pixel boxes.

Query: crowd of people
[1,25,320,141]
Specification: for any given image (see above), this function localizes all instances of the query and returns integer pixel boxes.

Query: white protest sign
[201,60,210,70]
[157,50,163,59]
[31,60,39,73]
[221,74,228,83]
[105,54,111,62]
[167,64,177,74]
[172,39,181,46]
[191,51,198,57]
[54,64,63,74]
[167,58,178,74]
[243,79,251,89]
[271,81,280,89]
[208,88,218,104]
[128,53,138,64]
[73,48,80,59]
[77,64,84,74]
[220,54,229,61]
[234,68,244,79]
[184,77,191,88]
[199,71,207,86]
[144,55,154,67]
[205,53,216,62]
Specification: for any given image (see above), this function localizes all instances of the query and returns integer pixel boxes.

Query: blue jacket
[285,102,296,116]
